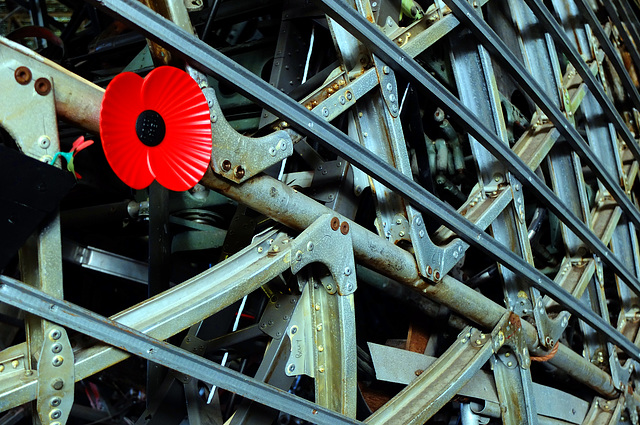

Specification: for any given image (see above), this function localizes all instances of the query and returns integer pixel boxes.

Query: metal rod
[80,0,640,362]
[0,275,363,425]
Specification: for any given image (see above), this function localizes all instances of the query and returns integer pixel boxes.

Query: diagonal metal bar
[571,0,640,113]
[523,0,640,173]
[0,275,362,425]
[441,0,640,230]
[87,0,640,361]
[313,1,640,300]
[614,0,640,51]
[602,0,640,80]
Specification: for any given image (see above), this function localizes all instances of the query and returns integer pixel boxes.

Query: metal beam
[0,275,362,425]
[85,0,640,362]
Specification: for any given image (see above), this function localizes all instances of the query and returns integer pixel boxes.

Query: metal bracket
[36,324,74,425]
[259,294,298,340]
[491,312,530,369]
[372,55,400,117]
[532,295,570,349]
[285,283,315,378]
[410,212,468,281]
[608,348,634,391]
[582,396,623,425]
[290,214,357,295]
[203,87,294,183]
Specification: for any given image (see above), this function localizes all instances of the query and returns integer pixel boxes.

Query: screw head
[288,364,295,372]
[290,326,298,335]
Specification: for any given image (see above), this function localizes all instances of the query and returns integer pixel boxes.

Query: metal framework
[2,0,640,423]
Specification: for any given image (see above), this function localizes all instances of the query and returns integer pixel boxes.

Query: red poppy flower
[100,66,212,191]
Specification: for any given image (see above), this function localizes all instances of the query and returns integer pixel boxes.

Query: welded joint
[36,324,74,425]
[203,87,294,183]
[491,312,530,369]
[290,214,357,295]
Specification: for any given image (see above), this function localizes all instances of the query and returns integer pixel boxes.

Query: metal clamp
[36,324,74,425]
[290,214,357,295]
[203,87,294,183]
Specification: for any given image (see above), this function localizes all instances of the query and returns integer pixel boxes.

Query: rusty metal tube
[200,169,617,397]
[48,71,617,398]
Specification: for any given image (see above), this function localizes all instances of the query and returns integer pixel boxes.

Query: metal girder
[0,274,362,425]
[84,0,640,364]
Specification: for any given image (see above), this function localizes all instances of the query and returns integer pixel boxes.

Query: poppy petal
[142,67,212,191]
[100,72,154,189]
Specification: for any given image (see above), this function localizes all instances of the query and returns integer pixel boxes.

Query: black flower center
[135,110,165,147]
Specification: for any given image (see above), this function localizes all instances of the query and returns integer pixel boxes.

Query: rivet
[51,343,62,354]
[316,324,323,331]
[340,221,349,234]
[14,66,32,85]
[288,364,296,372]
[318,366,325,373]
[307,242,314,251]
[11,360,19,368]
[234,165,245,179]
[295,250,303,261]
[50,410,62,420]
[318,345,324,352]
[49,329,61,340]
[221,159,232,171]
[34,78,51,96]
[290,325,298,335]
[52,356,64,367]
[38,136,51,149]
